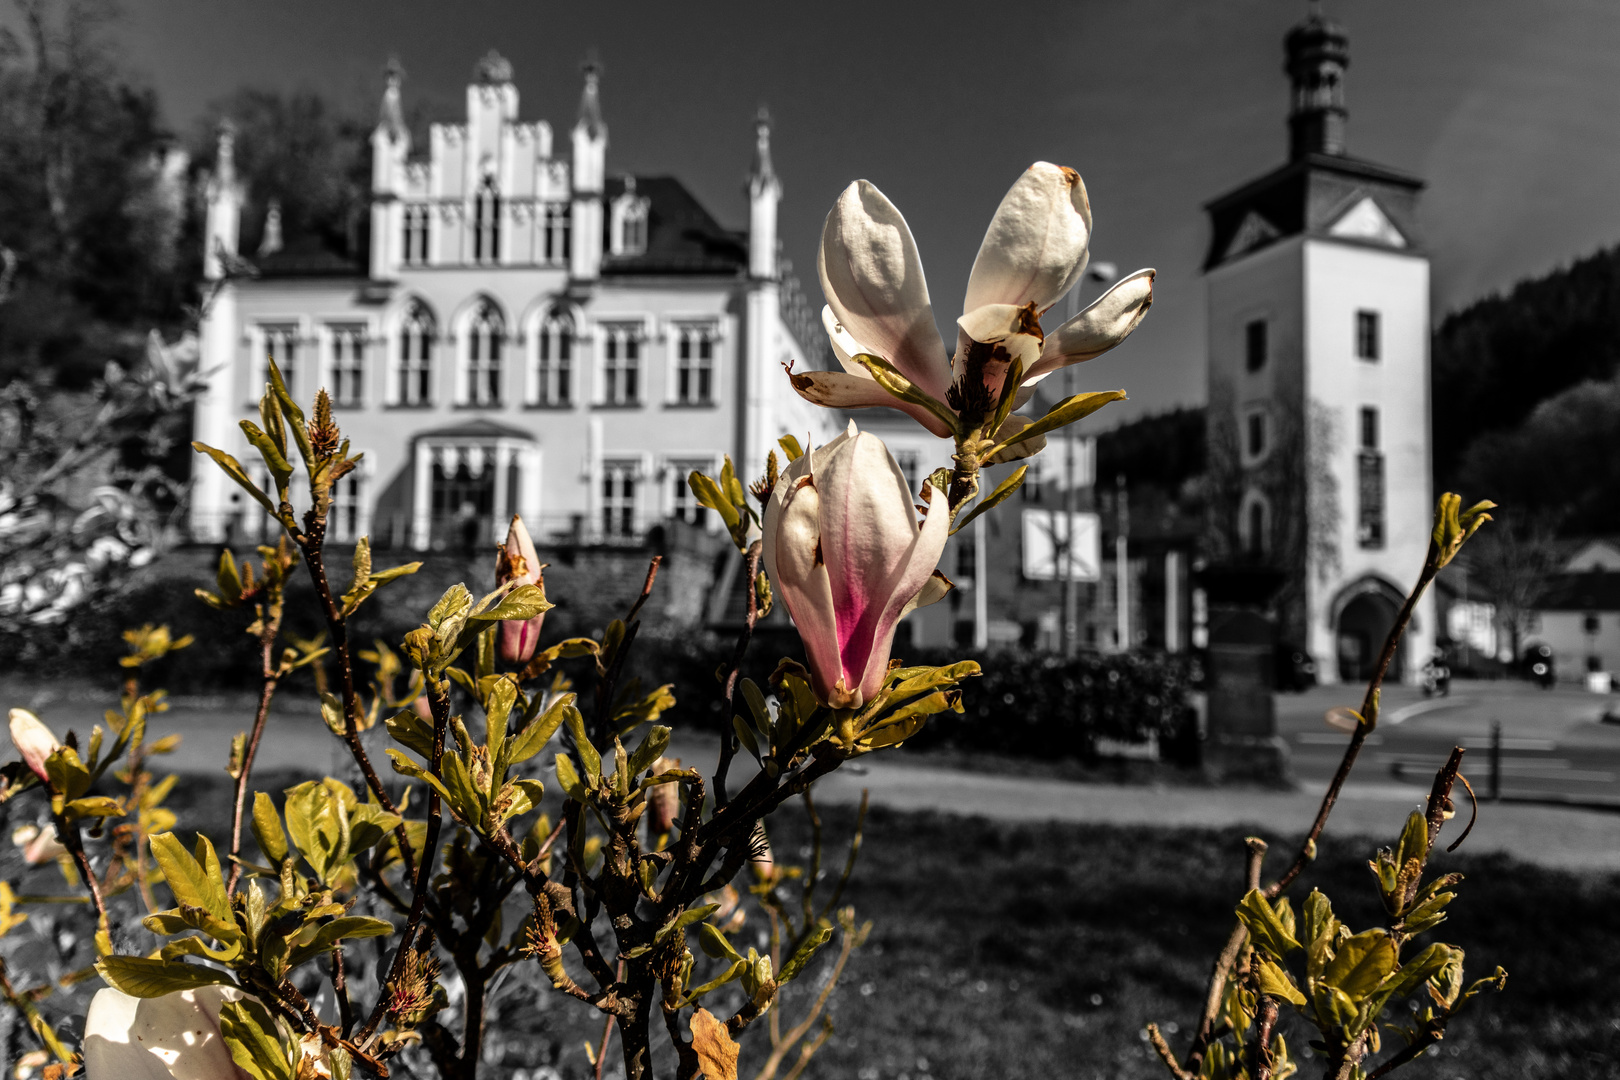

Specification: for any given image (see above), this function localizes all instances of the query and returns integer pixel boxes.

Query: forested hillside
[1435,245,1620,533]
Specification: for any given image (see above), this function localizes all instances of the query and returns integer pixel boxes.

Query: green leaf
[428,584,474,630]
[1394,809,1430,871]
[778,924,833,984]
[627,725,671,780]
[149,832,229,923]
[385,749,452,804]
[1235,888,1301,958]
[683,959,747,1003]
[287,916,394,968]
[484,676,519,762]
[239,419,293,490]
[96,955,237,998]
[501,778,546,822]
[440,749,485,823]
[655,903,720,946]
[688,471,742,532]
[44,746,92,801]
[698,921,742,962]
[950,465,1026,536]
[1254,955,1307,1007]
[219,997,295,1080]
[732,713,761,760]
[554,753,587,802]
[564,707,601,784]
[62,795,124,821]
[385,709,436,759]
[1322,929,1398,1001]
[506,695,573,766]
[267,360,313,468]
[473,583,553,623]
[848,353,961,436]
[192,442,279,517]
[982,389,1126,458]
[1402,890,1456,935]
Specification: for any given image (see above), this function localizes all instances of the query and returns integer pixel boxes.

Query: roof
[255,233,365,279]
[601,175,747,277]
[1539,571,1620,612]
[1203,152,1425,270]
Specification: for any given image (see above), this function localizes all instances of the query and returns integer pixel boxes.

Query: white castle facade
[189,53,836,553]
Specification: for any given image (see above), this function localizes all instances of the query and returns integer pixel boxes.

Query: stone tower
[1203,8,1434,685]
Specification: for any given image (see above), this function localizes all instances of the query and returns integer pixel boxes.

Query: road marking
[1385,698,1472,726]
[1296,733,1385,746]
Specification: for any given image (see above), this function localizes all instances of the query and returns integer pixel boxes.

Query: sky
[104,0,1620,428]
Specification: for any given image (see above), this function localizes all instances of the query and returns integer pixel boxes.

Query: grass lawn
[17,775,1617,1079]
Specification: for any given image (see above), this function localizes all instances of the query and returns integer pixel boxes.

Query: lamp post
[1058,262,1117,656]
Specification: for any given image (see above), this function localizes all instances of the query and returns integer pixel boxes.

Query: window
[259,324,299,394]
[1360,406,1379,450]
[894,450,920,497]
[1245,319,1267,373]
[1246,412,1266,458]
[1356,310,1380,361]
[1245,498,1267,557]
[543,204,571,264]
[465,300,504,406]
[602,460,638,538]
[1358,449,1385,550]
[1021,457,1043,502]
[430,453,494,552]
[397,303,435,406]
[1584,613,1601,635]
[329,324,366,407]
[402,206,430,265]
[602,324,642,405]
[474,177,501,264]
[611,180,650,256]
[535,311,574,406]
[330,470,363,542]
[674,324,715,405]
[620,205,647,255]
[669,461,710,527]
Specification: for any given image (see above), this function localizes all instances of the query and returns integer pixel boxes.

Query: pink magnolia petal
[1024,268,1156,383]
[964,163,1093,315]
[822,305,874,379]
[497,515,546,663]
[899,569,954,620]
[955,303,1046,404]
[851,480,953,703]
[785,369,955,437]
[8,708,59,783]
[83,985,253,1080]
[817,181,952,399]
[762,449,844,705]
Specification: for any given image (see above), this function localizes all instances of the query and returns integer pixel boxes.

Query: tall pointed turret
[371,58,412,276]
[203,120,243,280]
[571,55,607,280]
[747,106,781,281]
[1285,7,1350,159]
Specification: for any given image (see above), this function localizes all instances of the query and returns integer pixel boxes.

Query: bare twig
[1250,995,1280,1080]
[227,616,281,895]
[714,541,763,807]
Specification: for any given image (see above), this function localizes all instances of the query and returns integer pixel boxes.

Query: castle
[188,53,836,554]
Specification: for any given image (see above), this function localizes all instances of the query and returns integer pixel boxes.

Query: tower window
[1360,406,1379,450]
[328,324,366,407]
[402,206,430,265]
[1247,413,1266,458]
[543,204,571,265]
[474,177,501,264]
[397,302,435,406]
[465,300,504,406]
[1245,319,1267,373]
[674,324,716,405]
[1358,449,1385,550]
[1356,310,1380,361]
[1245,498,1268,557]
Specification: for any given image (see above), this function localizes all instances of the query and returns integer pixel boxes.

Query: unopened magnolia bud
[8,708,60,783]
[749,822,774,880]
[646,756,681,834]
[411,696,433,722]
[496,515,546,664]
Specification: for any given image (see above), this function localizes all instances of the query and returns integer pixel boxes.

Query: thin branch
[1147,1023,1194,1080]
[228,618,280,895]
[714,541,762,807]
[1250,995,1280,1080]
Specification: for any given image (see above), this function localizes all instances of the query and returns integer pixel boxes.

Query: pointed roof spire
[214,119,237,187]
[378,56,407,141]
[750,105,776,186]
[577,52,604,137]
[475,49,513,85]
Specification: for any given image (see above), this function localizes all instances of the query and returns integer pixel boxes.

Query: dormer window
[611,178,650,257]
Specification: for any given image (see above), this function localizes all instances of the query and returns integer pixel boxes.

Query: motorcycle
[1421,653,1452,698]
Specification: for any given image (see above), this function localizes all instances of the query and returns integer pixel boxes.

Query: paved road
[3,675,1615,872]
[1277,678,1620,807]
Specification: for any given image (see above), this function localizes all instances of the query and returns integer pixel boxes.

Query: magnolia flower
[8,708,60,783]
[792,164,1154,451]
[82,985,253,1080]
[646,756,681,835]
[11,822,67,864]
[761,422,951,709]
[495,515,546,663]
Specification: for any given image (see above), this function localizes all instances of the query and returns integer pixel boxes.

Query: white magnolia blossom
[791,163,1154,451]
[82,985,253,1080]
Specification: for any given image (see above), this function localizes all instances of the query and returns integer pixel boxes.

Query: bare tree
[1459,512,1562,661]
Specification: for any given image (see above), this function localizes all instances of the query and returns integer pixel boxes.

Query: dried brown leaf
[691,1007,739,1080]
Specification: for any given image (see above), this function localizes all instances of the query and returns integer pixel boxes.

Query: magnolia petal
[899,569,955,620]
[955,303,1046,404]
[817,181,952,398]
[83,985,252,1080]
[8,708,59,783]
[497,515,546,663]
[762,447,844,707]
[964,162,1093,315]
[785,368,955,438]
[986,414,1049,465]
[822,305,874,380]
[853,481,953,703]
[1025,268,1156,384]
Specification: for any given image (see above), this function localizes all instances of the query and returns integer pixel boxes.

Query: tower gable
[1327,195,1405,249]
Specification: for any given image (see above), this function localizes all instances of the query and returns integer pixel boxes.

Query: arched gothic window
[474,177,501,264]
[465,300,504,406]
[535,310,574,406]
[397,302,435,406]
